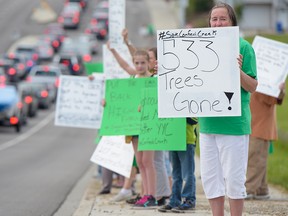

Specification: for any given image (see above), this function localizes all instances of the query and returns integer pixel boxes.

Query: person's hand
[101,99,106,107]
[278,82,286,100]
[154,60,158,72]
[279,82,286,91]
[106,41,112,51]
[237,54,243,70]
[122,28,129,43]
[88,75,94,81]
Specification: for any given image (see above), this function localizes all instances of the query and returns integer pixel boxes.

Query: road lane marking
[0,112,55,152]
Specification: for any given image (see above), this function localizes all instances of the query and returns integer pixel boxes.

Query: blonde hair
[132,50,149,62]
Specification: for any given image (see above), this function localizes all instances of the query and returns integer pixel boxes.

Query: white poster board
[90,136,134,178]
[55,74,104,129]
[103,44,131,79]
[157,26,241,117]
[109,0,125,48]
[252,35,288,97]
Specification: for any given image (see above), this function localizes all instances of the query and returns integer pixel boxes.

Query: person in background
[246,82,286,200]
[107,42,158,207]
[97,167,124,195]
[158,118,198,213]
[122,29,171,206]
[199,2,257,216]
[111,165,138,202]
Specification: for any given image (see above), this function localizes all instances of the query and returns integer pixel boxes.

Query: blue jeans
[169,144,196,207]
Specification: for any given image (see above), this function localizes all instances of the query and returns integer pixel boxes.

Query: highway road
[0,0,153,215]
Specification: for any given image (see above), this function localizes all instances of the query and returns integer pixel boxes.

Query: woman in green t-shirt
[198,2,258,216]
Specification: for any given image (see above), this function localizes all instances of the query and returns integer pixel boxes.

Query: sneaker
[111,190,133,202]
[98,190,110,195]
[245,193,255,200]
[255,194,270,200]
[134,195,158,207]
[171,200,195,213]
[157,196,169,206]
[158,204,173,212]
[126,194,141,204]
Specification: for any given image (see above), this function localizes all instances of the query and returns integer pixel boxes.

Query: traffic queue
[0,0,109,132]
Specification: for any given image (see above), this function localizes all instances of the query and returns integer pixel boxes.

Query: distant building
[219,0,288,33]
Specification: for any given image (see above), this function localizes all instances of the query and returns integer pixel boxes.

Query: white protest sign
[103,44,131,79]
[55,74,104,129]
[109,0,125,48]
[157,26,241,117]
[90,136,134,178]
[252,35,288,97]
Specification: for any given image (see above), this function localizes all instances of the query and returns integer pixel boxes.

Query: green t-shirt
[186,117,198,144]
[199,38,257,135]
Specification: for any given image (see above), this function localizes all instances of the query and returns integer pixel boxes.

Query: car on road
[17,82,39,118]
[58,3,82,29]
[14,45,40,72]
[43,23,67,52]
[0,68,7,85]
[53,53,84,76]
[36,40,54,61]
[26,64,67,106]
[0,84,28,132]
[60,35,97,60]
[91,9,108,32]
[1,53,30,81]
[85,21,108,40]
[65,0,88,9]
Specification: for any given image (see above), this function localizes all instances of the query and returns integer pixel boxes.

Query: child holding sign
[122,29,172,205]
[107,42,158,207]
[158,118,198,213]
[199,2,258,216]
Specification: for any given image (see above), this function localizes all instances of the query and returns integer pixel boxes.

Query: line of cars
[0,63,68,132]
[0,22,70,132]
[57,0,109,40]
[0,0,108,133]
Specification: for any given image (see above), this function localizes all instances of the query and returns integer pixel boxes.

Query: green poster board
[100,77,157,136]
[138,87,186,151]
[84,62,103,75]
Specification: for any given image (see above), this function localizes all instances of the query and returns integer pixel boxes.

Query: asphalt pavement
[30,1,288,216]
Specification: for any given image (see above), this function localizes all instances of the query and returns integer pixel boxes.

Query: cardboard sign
[157,26,241,117]
[109,0,125,48]
[90,136,134,178]
[55,74,104,129]
[138,87,186,151]
[252,35,288,97]
[100,77,157,136]
[103,44,131,79]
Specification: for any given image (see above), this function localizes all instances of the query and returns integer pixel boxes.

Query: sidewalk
[71,1,288,215]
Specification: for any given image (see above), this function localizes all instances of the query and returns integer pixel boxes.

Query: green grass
[245,33,288,44]
[268,140,288,191]
[268,82,288,191]
[277,92,288,134]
